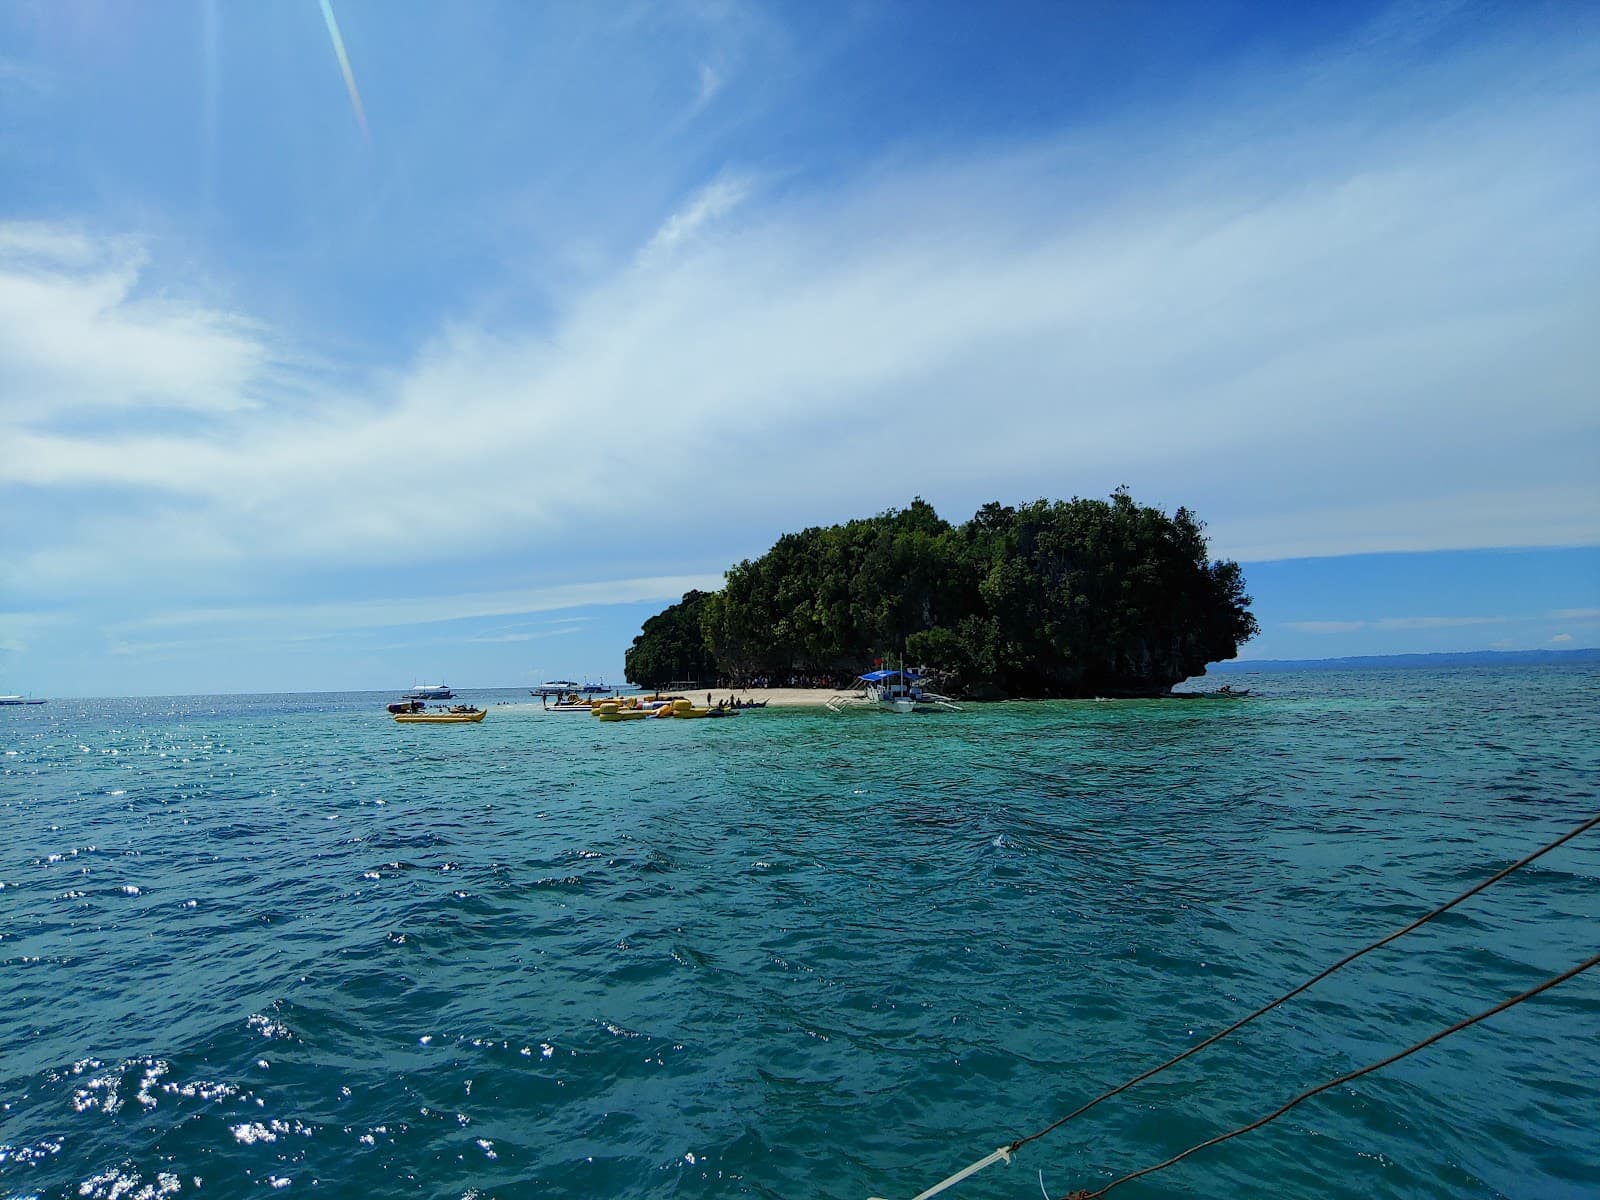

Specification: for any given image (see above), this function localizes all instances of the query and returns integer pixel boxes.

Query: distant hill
[1211,647,1600,672]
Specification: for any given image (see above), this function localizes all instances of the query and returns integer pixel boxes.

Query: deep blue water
[2,667,1597,1200]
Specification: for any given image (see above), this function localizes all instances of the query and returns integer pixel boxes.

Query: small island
[626,491,1258,699]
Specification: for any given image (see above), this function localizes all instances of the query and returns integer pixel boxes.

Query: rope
[867,1146,1012,1200]
[1010,809,1600,1154]
[869,810,1597,1200]
[1062,949,1600,1199]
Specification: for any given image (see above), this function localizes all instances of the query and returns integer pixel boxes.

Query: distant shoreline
[1212,647,1598,672]
[27,648,1597,701]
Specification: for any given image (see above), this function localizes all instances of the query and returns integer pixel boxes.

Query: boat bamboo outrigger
[393,705,485,723]
[827,666,962,714]
[405,682,454,700]
[531,680,581,698]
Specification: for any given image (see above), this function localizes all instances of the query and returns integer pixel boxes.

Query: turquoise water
[2,667,1597,1200]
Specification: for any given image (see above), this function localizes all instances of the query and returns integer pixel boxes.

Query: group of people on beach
[706,694,766,711]
[728,673,849,689]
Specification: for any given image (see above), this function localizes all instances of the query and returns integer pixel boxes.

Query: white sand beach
[504,687,857,711]
[693,687,854,709]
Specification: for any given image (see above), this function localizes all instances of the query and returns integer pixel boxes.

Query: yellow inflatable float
[594,700,650,721]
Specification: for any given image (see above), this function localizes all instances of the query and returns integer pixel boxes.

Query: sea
[2,665,1596,1200]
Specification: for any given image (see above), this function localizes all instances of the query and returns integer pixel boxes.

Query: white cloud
[2,24,1596,625]
[1285,617,1503,634]
[0,222,101,266]
[1550,633,1574,643]
[696,62,722,107]
[0,225,277,420]
[0,609,67,654]
[641,173,749,258]
[1373,615,1503,631]
[465,627,581,644]
[123,574,723,636]
[1285,620,1368,634]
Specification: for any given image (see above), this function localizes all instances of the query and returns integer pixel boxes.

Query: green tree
[623,590,719,688]
[636,492,1257,697]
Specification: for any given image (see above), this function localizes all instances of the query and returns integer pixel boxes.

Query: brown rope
[1062,949,1600,1199]
[1009,810,1600,1154]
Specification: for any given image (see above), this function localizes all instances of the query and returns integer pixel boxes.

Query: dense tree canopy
[626,493,1258,697]
[622,589,719,688]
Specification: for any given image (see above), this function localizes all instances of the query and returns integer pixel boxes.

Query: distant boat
[579,680,610,694]
[0,694,47,706]
[531,680,581,697]
[405,683,454,700]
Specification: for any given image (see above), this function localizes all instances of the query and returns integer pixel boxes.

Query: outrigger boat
[827,666,961,714]
[405,682,454,700]
[540,686,615,711]
[544,696,597,712]
[393,705,485,723]
[531,680,581,697]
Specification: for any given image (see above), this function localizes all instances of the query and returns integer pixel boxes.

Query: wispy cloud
[124,574,723,636]
[1373,616,1504,631]
[464,627,581,644]
[0,224,278,421]
[0,222,101,266]
[2,17,1596,631]
[696,62,722,107]
[1286,611,1587,635]
[0,609,66,654]
[641,173,749,258]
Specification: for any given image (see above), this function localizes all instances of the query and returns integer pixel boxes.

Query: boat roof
[857,668,923,682]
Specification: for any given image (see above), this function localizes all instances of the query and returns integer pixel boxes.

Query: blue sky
[1,0,1596,696]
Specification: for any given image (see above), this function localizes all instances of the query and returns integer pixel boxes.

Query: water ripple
[0,671,1596,1198]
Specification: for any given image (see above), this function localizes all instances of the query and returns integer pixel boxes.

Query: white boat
[405,683,454,700]
[827,667,961,714]
[579,680,610,694]
[531,680,581,697]
[0,694,47,706]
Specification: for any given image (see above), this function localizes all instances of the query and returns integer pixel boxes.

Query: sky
[0,0,1596,697]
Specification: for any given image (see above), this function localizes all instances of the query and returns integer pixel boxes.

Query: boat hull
[405,685,455,700]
